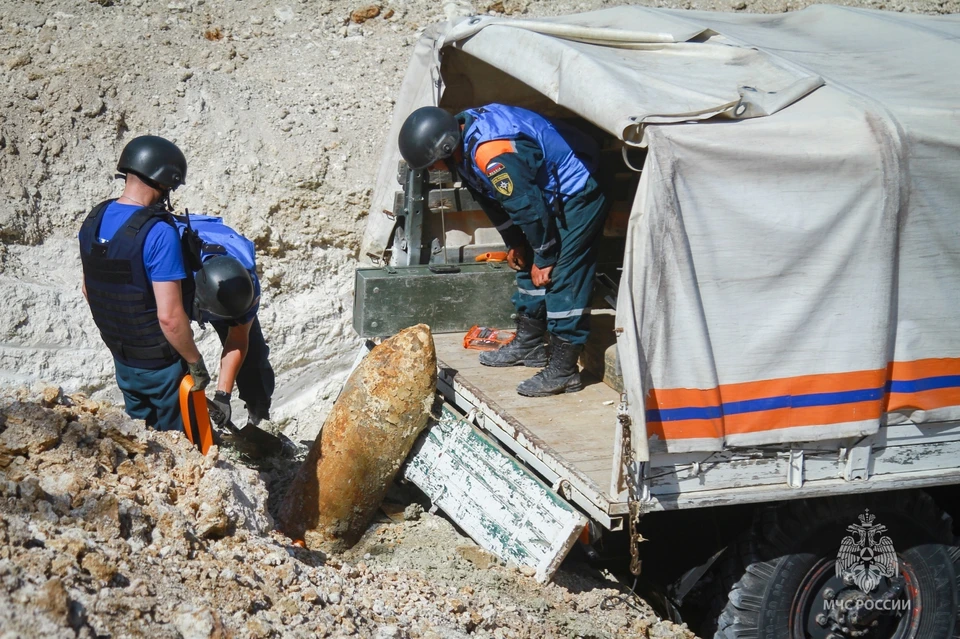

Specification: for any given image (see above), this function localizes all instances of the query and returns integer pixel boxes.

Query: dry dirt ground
[0,387,692,638]
[1,0,957,638]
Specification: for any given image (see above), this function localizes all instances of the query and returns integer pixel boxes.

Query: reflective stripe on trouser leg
[547,308,586,319]
[511,269,547,319]
[544,180,609,345]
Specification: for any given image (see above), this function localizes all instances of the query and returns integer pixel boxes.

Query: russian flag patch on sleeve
[485,161,505,176]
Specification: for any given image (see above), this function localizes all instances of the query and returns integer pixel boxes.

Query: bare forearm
[218,323,251,393]
[218,345,247,393]
[153,280,201,364]
[159,312,201,363]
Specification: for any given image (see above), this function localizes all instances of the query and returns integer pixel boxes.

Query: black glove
[207,390,232,428]
[187,357,211,392]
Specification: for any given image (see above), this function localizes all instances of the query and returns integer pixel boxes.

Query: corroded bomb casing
[279,324,437,550]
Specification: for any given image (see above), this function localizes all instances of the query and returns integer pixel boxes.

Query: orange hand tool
[475,251,508,262]
[179,375,215,455]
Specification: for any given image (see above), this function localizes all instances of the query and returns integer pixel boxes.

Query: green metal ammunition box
[353,264,517,337]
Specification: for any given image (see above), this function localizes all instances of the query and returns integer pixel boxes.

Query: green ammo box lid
[353,263,517,338]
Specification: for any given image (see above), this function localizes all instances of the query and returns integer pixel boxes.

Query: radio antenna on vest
[181,208,204,273]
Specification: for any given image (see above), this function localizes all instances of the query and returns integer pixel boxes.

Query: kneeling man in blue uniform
[177,215,276,431]
[398,104,609,396]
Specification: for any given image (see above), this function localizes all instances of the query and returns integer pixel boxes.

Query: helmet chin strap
[193,299,207,328]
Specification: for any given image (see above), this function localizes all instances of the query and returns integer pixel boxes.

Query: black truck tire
[712,490,960,639]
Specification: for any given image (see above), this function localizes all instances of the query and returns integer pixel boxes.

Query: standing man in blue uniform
[177,215,275,430]
[398,104,609,396]
[79,136,210,431]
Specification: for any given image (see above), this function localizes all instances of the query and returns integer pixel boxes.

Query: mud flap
[179,375,214,455]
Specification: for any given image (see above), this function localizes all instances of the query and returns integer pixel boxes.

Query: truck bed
[433,332,628,528]
[434,333,960,530]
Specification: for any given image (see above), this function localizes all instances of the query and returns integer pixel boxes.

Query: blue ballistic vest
[457,104,599,207]
[174,215,259,324]
[78,200,181,370]
[174,215,256,271]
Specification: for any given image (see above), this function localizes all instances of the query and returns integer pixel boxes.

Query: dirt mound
[0,386,694,638]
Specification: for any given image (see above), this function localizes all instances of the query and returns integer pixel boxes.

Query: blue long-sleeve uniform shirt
[462,137,561,268]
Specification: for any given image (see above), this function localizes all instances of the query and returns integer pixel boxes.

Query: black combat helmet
[117,135,187,190]
[398,107,460,170]
[194,256,256,320]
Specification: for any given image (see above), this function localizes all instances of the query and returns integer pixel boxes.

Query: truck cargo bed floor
[433,332,625,526]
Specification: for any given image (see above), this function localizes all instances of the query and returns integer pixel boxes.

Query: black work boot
[516,335,584,397]
[479,313,548,368]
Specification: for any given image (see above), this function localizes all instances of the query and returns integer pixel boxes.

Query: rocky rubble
[0,386,694,638]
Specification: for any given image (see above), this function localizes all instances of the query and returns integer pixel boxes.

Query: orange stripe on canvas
[647,418,724,441]
[644,356,960,440]
[889,358,960,380]
[887,387,960,413]
[724,402,885,436]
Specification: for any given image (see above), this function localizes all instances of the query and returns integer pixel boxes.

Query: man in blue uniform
[398,103,609,396]
[79,136,210,431]
[177,215,275,430]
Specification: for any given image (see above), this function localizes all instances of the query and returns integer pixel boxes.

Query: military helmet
[194,256,256,320]
[117,135,187,190]
[398,107,460,170]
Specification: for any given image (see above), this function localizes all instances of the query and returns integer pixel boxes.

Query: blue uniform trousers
[113,358,187,432]
[512,177,609,345]
[212,316,275,422]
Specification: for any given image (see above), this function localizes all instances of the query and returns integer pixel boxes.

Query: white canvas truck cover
[363,6,960,461]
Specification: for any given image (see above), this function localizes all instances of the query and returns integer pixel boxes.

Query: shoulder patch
[485,161,505,176]
[474,140,516,173]
[492,172,514,197]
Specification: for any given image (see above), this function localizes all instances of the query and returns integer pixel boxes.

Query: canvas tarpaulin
[616,7,960,457]
[362,5,960,461]
[361,5,825,260]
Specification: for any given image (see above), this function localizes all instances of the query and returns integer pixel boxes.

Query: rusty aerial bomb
[279,324,437,551]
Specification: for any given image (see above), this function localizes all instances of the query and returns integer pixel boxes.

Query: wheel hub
[828,587,878,637]
[792,558,918,639]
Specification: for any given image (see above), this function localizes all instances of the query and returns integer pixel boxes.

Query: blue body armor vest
[174,215,256,270]
[78,200,181,370]
[458,104,599,207]
[174,215,259,324]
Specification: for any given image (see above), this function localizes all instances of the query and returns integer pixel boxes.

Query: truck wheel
[713,491,960,639]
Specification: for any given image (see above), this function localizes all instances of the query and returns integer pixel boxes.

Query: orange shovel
[179,375,215,455]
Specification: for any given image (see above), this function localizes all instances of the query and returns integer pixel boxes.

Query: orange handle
[179,375,215,455]
[475,251,508,263]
